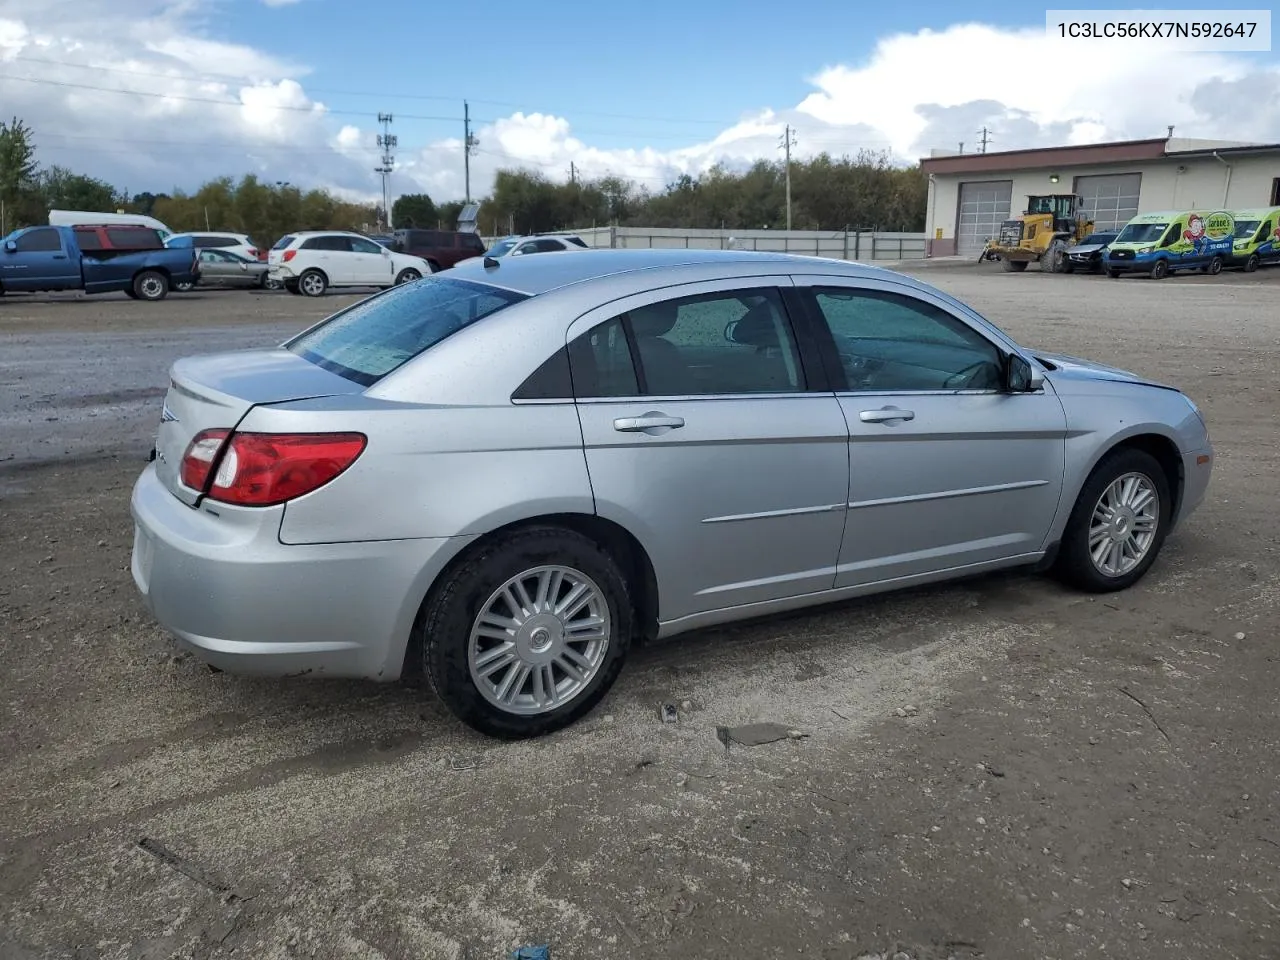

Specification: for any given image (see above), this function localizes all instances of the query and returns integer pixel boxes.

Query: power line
[4,54,734,126]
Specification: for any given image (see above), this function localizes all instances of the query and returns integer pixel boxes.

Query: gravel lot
[2,266,1278,959]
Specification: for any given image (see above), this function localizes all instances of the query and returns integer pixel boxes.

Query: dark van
[389,229,485,271]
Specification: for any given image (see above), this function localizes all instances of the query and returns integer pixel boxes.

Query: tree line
[4,116,927,247]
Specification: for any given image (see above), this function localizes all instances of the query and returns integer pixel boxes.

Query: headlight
[1138,246,1153,254]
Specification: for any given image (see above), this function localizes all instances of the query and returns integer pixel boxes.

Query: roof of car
[446,247,900,297]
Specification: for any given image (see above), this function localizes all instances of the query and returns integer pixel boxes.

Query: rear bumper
[129,463,461,681]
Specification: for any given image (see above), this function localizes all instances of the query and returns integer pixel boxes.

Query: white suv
[166,232,262,262]
[484,234,590,258]
[268,231,432,297]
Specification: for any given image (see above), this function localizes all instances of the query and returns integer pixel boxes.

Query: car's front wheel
[395,268,421,285]
[1055,448,1171,593]
[421,527,633,739]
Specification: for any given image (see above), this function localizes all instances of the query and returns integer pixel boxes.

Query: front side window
[13,228,61,253]
[285,277,527,387]
[809,288,1004,392]
[1162,223,1182,247]
[568,288,804,398]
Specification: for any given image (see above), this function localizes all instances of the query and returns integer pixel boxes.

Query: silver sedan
[174,248,274,292]
[130,250,1213,738]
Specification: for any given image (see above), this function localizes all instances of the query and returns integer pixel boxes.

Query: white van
[48,210,175,241]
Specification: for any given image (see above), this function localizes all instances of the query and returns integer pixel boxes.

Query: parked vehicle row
[0,224,199,301]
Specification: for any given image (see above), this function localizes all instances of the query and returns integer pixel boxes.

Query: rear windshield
[284,277,528,387]
[272,235,296,250]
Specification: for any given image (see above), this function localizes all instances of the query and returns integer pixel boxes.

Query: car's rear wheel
[1245,253,1260,273]
[284,279,301,295]
[395,268,421,285]
[421,527,633,739]
[173,279,196,293]
[1054,448,1171,593]
[133,270,169,301]
[298,269,327,297]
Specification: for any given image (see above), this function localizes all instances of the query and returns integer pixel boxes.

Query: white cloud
[0,5,1276,209]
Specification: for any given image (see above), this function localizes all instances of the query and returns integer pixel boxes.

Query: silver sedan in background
[130,250,1213,739]
[174,248,275,292]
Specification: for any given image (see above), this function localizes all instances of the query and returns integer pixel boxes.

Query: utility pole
[569,161,577,186]
[958,141,965,155]
[463,101,479,204]
[375,112,396,231]
[977,127,992,153]
[779,124,797,231]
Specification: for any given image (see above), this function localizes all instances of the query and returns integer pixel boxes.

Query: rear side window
[74,228,104,251]
[302,235,351,252]
[106,228,161,248]
[461,233,485,251]
[272,235,296,251]
[285,277,528,386]
[565,236,588,248]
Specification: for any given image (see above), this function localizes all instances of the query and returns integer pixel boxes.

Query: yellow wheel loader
[982,194,1095,273]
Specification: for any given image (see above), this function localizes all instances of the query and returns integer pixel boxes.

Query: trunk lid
[153,348,364,505]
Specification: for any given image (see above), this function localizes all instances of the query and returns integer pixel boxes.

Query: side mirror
[1005,353,1044,393]
[3,240,15,253]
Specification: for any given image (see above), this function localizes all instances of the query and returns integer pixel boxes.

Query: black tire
[395,268,422,285]
[1054,448,1172,593]
[426,260,441,274]
[1245,253,1260,273]
[1002,259,1028,272]
[1063,260,1075,274]
[1107,268,1122,278]
[420,526,633,739]
[284,280,301,295]
[124,288,140,300]
[1150,259,1169,279]
[1207,255,1223,276]
[173,279,196,293]
[298,269,327,297]
[133,270,168,301]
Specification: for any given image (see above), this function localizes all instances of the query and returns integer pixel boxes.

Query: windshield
[285,277,528,386]
[1233,220,1260,240]
[1114,223,1168,244]
[485,239,518,257]
[1079,233,1117,246]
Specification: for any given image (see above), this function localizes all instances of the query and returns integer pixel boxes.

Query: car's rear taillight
[180,429,230,491]
[282,249,297,262]
[180,430,366,507]
[247,247,259,259]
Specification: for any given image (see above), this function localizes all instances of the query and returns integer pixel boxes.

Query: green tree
[37,165,118,214]
[392,193,438,228]
[0,116,39,232]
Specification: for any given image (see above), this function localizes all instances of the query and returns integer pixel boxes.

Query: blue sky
[1,0,1277,201]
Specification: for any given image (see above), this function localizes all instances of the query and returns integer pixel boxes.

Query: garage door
[956,181,1013,257]
[1074,173,1142,232]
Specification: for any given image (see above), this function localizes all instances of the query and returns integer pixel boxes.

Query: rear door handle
[859,407,915,424]
[613,414,685,433]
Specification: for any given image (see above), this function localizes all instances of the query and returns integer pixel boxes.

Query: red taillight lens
[180,429,230,491]
[196,432,367,506]
[282,249,297,262]
[247,247,259,259]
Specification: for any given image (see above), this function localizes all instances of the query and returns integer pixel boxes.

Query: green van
[1104,209,1236,279]
[1227,207,1280,272]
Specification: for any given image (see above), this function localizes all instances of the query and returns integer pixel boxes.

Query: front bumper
[129,463,459,681]
[1176,444,1214,530]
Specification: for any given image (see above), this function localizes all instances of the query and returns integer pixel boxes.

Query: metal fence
[482,226,927,261]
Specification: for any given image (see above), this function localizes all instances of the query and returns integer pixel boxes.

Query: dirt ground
[1,266,1278,960]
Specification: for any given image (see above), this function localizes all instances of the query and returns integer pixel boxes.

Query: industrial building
[921,137,1280,258]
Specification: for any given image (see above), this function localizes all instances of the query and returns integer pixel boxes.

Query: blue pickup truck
[0,225,199,301]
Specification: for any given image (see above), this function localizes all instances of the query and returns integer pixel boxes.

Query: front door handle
[613,413,685,433]
[859,407,915,424]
